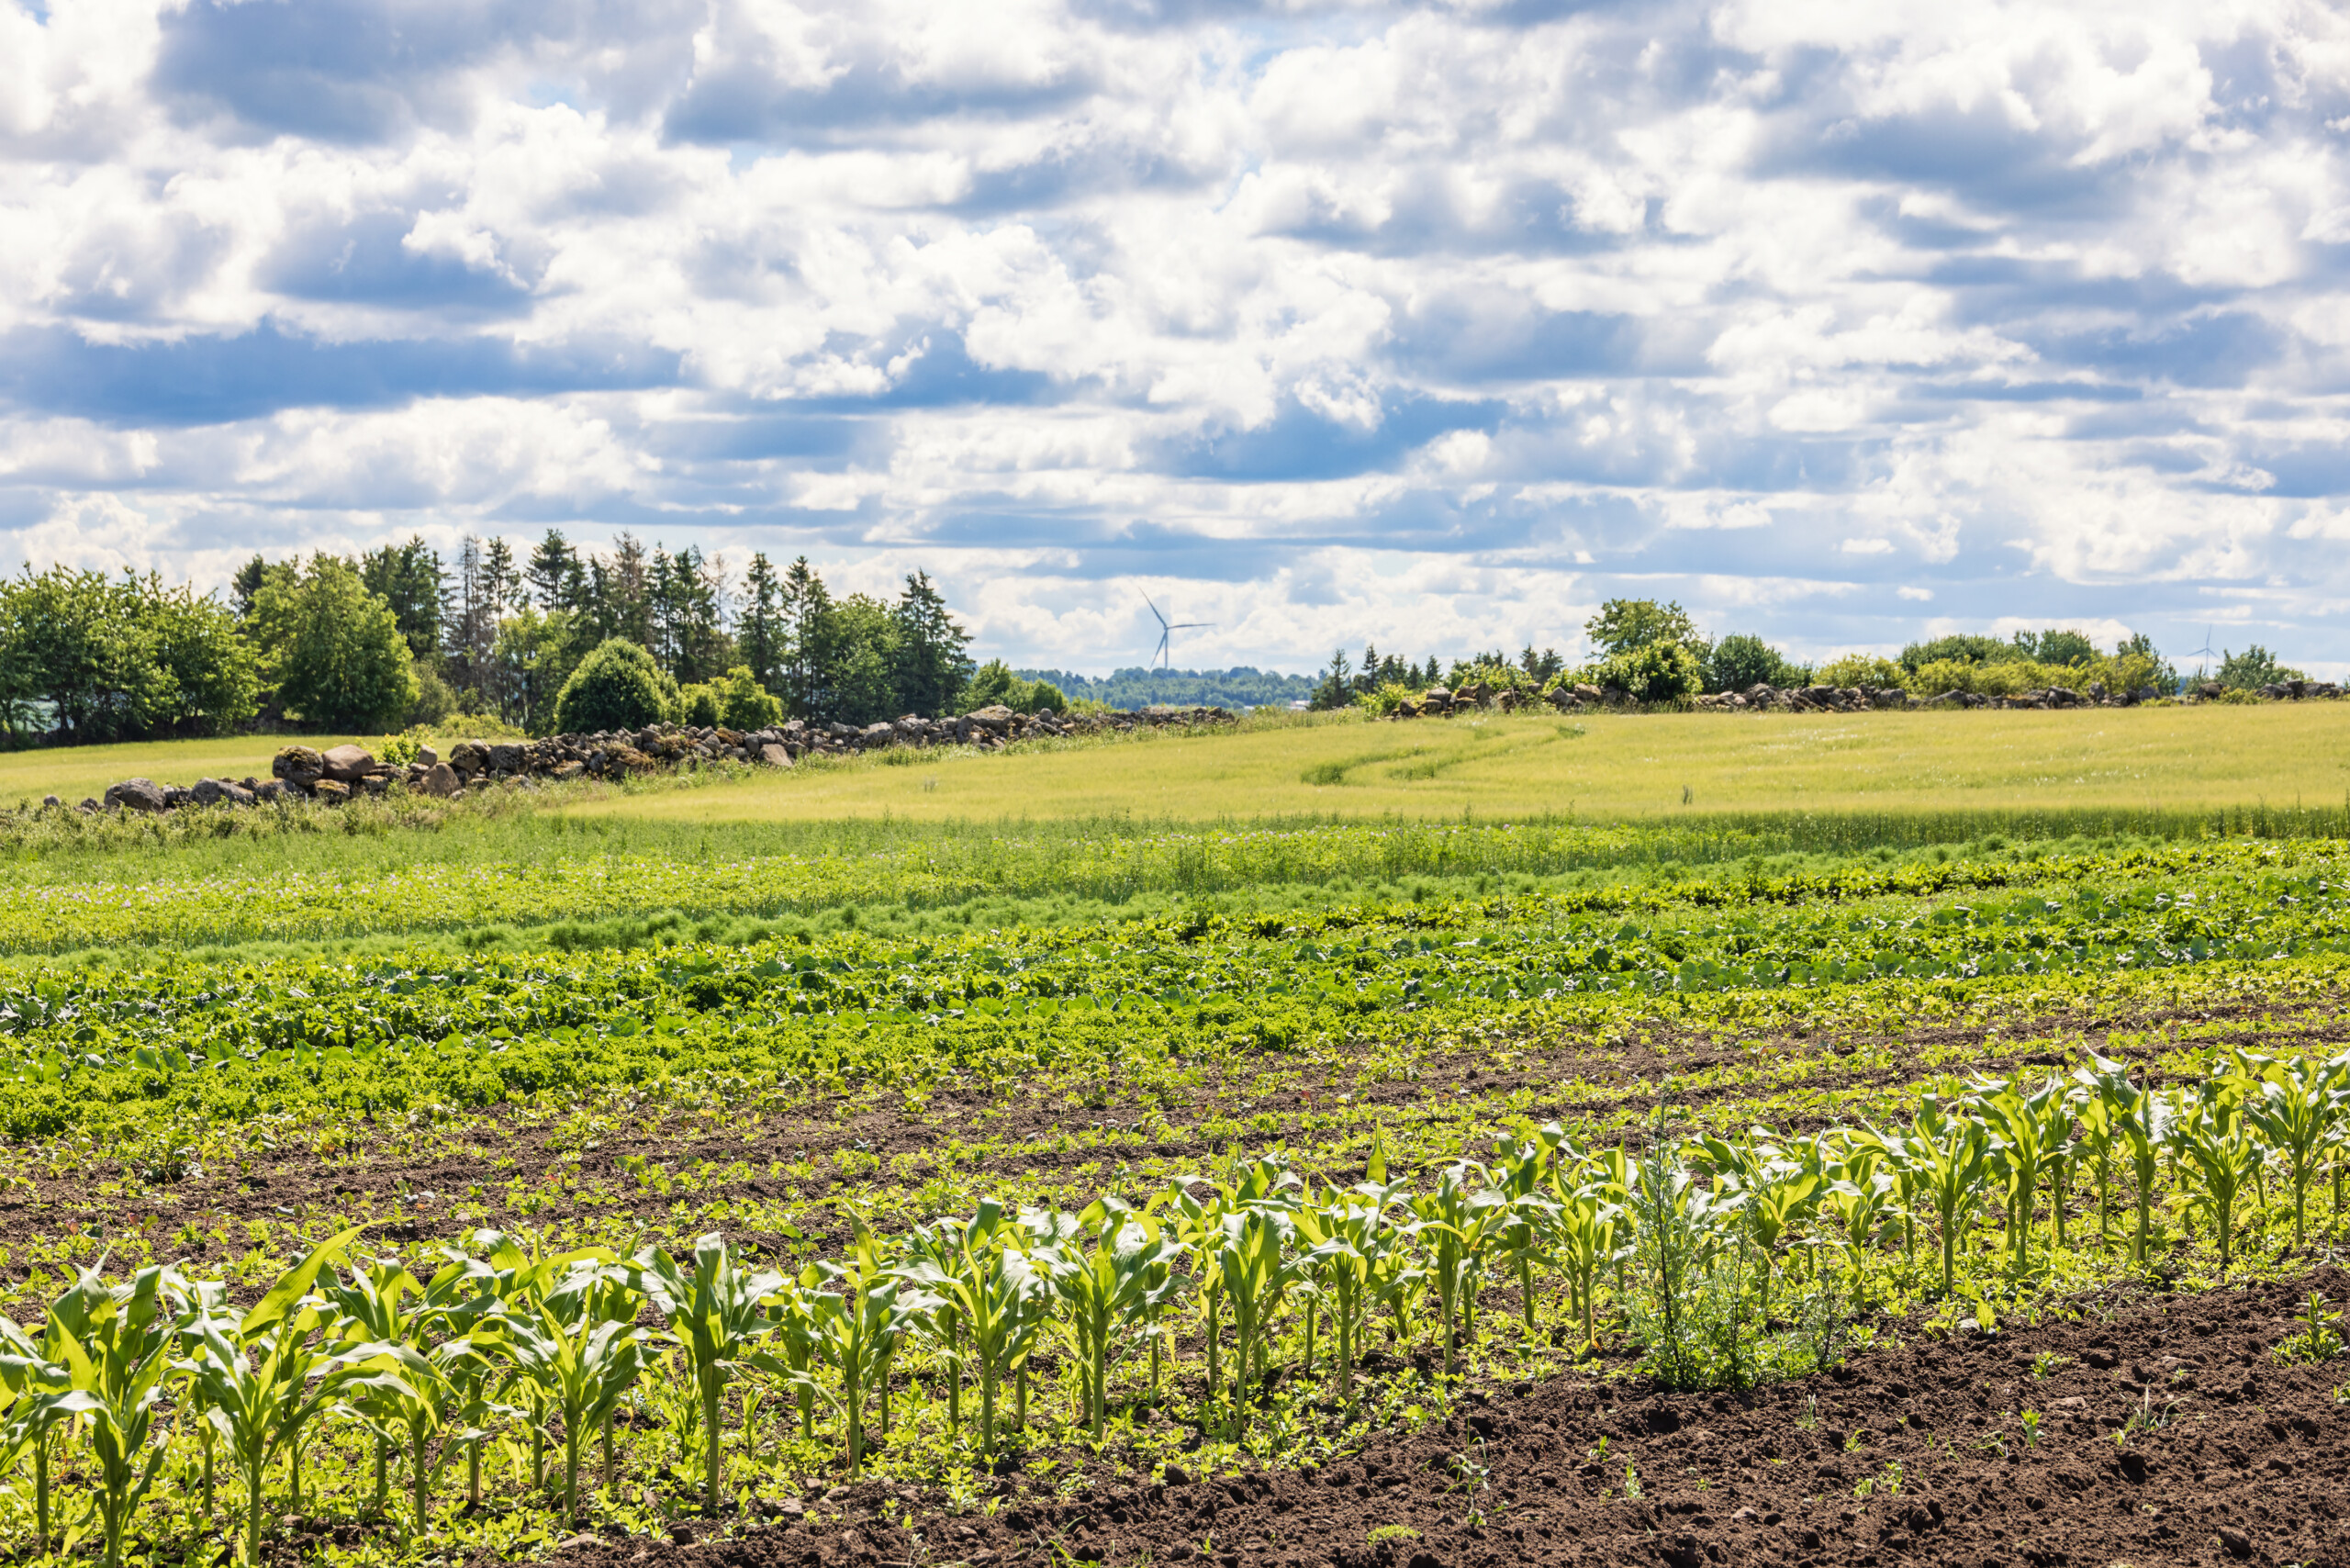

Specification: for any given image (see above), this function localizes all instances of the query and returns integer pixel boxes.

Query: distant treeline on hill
[1015,667,1317,711]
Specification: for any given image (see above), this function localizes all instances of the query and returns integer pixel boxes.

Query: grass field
[5,702,2344,825]
[1,710,2348,1568]
[574,703,2350,825]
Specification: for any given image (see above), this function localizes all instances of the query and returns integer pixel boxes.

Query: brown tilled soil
[549,1269,2350,1568]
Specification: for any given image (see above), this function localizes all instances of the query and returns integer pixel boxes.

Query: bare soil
[552,1268,2350,1568]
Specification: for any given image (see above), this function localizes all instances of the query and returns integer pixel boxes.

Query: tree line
[0,533,981,743]
[1308,599,2296,709]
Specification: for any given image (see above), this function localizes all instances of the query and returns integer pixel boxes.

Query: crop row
[8,1042,2349,1566]
[0,841,2340,1148]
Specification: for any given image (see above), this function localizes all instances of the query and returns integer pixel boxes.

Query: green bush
[2217,644,2305,690]
[712,666,785,730]
[552,639,678,734]
[1814,653,1906,689]
[1706,633,1806,692]
[1591,642,1702,703]
[677,682,723,728]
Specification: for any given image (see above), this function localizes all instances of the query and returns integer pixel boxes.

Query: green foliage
[2217,644,2305,689]
[1705,633,1807,693]
[677,681,722,729]
[552,640,678,734]
[1813,653,1905,689]
[0,567,260,745]
[250,557,418,732]
[960,661,1065,715]
[667,666,784,733]
[1584,599,1705,660]
[1589,641,1702,703]
[1023,667,1316,711]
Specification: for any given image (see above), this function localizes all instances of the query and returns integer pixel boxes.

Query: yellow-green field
[3,703,2341,825]
[582,702,2349,823]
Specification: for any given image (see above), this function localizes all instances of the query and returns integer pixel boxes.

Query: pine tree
[739,553,785,690]
[358,537,444,659]
[525,530,581,610]
[778,556,834,719]
[604,533,652,648]
[482,536,523,615]
[442,535,498,699]
[890,570,974,717]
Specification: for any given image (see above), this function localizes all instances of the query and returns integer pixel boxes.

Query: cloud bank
[3,0,2346,672]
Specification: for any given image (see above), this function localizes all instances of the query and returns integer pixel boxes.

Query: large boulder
[419,762,461,798]
[104,778,169,812]
[449,741,492,777]
[321,744,375,782]
[312,779,352,804]
[272,745,325,785]
[967,705,1014,731]
[758,743,795,768]
[189,778,255,808]
[489,742,528,773]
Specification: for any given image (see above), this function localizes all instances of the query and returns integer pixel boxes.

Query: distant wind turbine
[1143,594,1214,670]
[2185,625,2221,681]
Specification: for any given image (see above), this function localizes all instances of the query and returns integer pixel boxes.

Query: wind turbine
[2185,625,2221,683]
[1143,594,1214,670]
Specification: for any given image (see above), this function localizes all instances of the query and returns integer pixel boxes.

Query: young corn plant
[2067,1062,2124,1246]
[1695,1128,1822,1316]
[490,1297,643,1523]
[2240,1051,2346,1249]
[894,1202,1046,1457]
[1033,1200,1183,1441]
[2173,1086,2261,1276]
[1295,1182,1418,1398]
[806,1237,920,1476]
[1489,1126,1563,1337]
[175,1228,371,1567]
[1819,1143,1902,1288]
[634,1232,786,1511]
[1542,1171,1628,1350]
[2094,1066,2172,1267]
[1903,1102,1994,1295]
[0,1296,79,1551]
[28,1260,183,1568]
[1408,1163,1507,1379]
[1971,1075,2069,1278]
[1212,1206,1303,1437]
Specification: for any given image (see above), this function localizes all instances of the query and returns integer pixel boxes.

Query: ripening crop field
[4,766,2350,1567]
[573,701,2350,823]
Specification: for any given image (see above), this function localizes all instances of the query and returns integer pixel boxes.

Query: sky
[3,0,2347,678]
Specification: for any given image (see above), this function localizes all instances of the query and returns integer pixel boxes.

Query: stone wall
[64,704,1238,814]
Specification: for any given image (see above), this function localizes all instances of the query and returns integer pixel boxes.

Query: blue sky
[3,0,2347,676]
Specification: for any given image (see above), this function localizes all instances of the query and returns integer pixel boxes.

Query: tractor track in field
[545,1266,2350,1568]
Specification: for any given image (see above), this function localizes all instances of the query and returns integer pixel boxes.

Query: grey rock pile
[71,706,1237,814]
